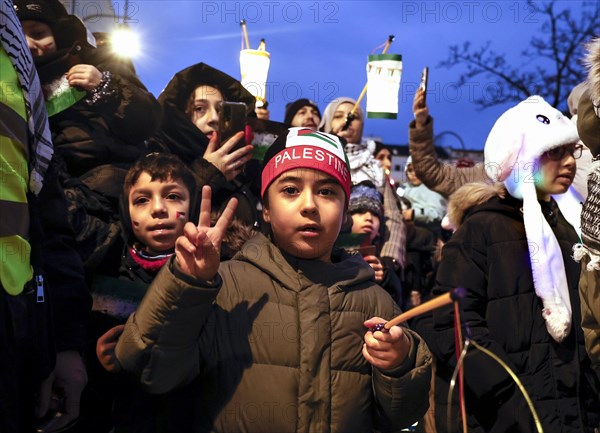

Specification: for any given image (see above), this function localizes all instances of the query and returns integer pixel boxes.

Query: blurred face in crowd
[330,102,362,144]
[406,164,422,186]
[187,85,223,141]
[351,210,380,243]
[291,106,321,129]
[263,169,346,263]
[22,20,57,57]
[376,148,392,173]
[410,290,422,307]
[128,172,191,254]
[534,143,579,201]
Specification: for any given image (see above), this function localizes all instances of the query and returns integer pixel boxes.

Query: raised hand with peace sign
[175,186,238,281]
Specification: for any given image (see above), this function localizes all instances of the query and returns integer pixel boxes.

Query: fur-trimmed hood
[446,182,507,229]
[577,37,600,156]
[585,37,600,104]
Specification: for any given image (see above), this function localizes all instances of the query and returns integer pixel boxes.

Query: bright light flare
[110,28,141,59]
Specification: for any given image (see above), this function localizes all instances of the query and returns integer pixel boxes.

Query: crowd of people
[1,0,599,432]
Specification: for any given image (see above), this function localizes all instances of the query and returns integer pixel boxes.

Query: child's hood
[154,62,257,161]
[446,182,514,230]
[585,37,600,108]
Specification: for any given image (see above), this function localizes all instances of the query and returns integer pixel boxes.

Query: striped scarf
[0,0,53,195]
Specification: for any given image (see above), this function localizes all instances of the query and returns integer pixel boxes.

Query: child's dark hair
[124,152,196,198]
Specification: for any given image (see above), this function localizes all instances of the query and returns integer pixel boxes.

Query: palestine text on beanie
[261,127,351,201]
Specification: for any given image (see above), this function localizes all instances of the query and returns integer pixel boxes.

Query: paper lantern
[240,48,270,108]
[366,54,403,119]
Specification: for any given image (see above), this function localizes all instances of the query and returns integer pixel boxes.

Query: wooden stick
[349,35,394,117]
[240,20,250,50]
[379,287,466,331]
[454,302,468,433]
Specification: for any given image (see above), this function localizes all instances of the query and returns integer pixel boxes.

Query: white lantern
[366,54,403,119]
[240,48,270,108]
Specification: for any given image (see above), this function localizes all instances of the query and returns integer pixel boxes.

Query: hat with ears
[261,127,351,202]
[284,99,321,126]
[484,95,580,342]
[348,182,383,219]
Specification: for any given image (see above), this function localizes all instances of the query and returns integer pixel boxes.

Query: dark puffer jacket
[432,183,600,433]
[116,234,432,433]
[35,15,162,271]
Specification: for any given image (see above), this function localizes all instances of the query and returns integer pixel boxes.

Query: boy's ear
[262,206,271,223]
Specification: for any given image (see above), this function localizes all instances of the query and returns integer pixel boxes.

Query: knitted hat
[484,95,579,342]
[261,127,351,201]
[13,0,67,25]
[349,184,383,219]
[284,98,321,126]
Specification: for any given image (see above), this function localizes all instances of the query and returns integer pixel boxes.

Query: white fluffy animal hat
[484,96,580,342]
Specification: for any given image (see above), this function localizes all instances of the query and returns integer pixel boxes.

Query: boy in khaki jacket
[115,128,432,432]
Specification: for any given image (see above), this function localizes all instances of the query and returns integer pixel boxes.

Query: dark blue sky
[79,1,585,150]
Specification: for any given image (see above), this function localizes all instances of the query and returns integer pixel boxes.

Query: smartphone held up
[419,67,428,103]
[218,101,248,146]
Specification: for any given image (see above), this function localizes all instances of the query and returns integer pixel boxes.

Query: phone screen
[218,101,247,144]
[419,67,429,103]
[357,245,377,257]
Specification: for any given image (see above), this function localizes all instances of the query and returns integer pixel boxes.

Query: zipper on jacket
[36,275,45,303]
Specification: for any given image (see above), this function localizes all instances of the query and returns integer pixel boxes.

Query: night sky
[75,0,588,150]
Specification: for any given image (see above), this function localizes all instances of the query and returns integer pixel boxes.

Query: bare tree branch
[438,0,599,110]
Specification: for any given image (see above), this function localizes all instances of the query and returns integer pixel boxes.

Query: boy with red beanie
[114,128,431,432]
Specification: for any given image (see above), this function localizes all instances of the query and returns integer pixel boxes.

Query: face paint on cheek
[176,211,186,220]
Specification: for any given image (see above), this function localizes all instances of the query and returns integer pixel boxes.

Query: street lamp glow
[110,28,141,59]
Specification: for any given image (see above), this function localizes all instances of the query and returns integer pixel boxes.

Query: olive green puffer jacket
[116,234,432,433]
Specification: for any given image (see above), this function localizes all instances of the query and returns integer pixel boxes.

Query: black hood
[34,40,87,84]
[31,13,94,84]
[155,63,256,161]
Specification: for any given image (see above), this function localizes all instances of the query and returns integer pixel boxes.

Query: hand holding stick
[371,287,466,332]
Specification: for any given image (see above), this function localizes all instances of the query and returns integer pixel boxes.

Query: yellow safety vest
[0,46,33,295]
